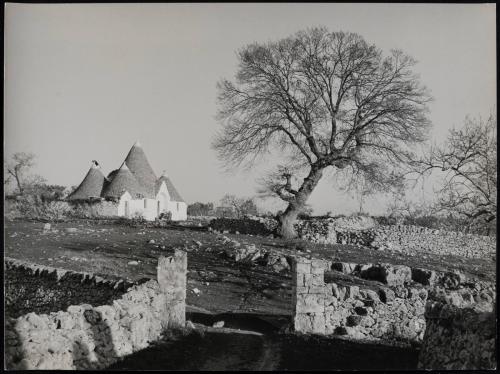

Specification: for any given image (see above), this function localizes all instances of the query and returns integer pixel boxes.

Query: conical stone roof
[156,171,185,202]
[124,141,157,198]
[68,162,106,200]
[102,162,147,199]
[106,169,119,182]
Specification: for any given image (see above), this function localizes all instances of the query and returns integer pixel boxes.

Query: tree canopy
[213,27,432,237]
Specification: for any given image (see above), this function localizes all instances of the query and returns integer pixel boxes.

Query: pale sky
[4,3,496,215]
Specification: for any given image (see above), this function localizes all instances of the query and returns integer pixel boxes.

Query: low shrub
[6,195,72,222]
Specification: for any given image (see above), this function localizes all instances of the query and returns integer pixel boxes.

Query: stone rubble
[292,257,428,343]
[216,234,291,273]
[418,300,495,369]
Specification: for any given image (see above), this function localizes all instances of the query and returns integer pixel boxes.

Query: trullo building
[68,142,187,220]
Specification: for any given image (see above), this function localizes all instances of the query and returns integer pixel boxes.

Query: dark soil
[109,322,419,371]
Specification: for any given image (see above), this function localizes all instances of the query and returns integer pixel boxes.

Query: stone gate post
[157,249,187,328]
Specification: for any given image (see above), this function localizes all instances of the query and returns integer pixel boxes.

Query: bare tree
[5,152,46,195]
[415,114,497,228]
[213,27,432,238]
[220,194,258,218]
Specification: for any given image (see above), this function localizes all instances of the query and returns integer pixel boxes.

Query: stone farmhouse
[68,142,187,221]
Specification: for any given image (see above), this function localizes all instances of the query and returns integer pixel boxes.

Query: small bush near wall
[4,196,73,221]
[4,198,120,222]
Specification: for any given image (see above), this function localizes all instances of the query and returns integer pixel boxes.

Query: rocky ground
[4,218,496,370]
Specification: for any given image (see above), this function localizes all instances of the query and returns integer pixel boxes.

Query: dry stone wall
[296,220,495,260]
[292,257,428,343]
[369,225,496,259]
[4,251,187,370]
[295,256,496,369]
[418,301,496,369]
[5,258,134,319]
[208,216,494,259]
[209,217,277,236]
[68,200,119,218]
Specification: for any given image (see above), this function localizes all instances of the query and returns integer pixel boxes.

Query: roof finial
[161,170,168,178]
[91,160,100,169]
[134,140,141,147]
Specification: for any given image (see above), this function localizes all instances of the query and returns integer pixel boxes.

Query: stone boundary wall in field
[368,225,496,259]
[291,257,428,343]
[209,217,277,236]
[208,217,495,259]
[68,200,119,218]
[297,220,495,260]
[5,258,136,319]
[417,301,496,369]
[5,251,187,370]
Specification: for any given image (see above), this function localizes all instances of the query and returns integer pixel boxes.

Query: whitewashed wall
[117,192,132,217]
[115,184,187,221]
[167,201,187,221]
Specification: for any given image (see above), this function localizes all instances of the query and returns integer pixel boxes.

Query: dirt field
[4,219,496,317]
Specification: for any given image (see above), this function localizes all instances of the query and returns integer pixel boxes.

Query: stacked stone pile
[5,252,187,370]
[418,301,496,369]
[335,230,376,246]
[331,259,496,306]
[369,225,496,258]
[295,220,495,259]
[329,216,378,231]
[295,219,337,244]
[295,216,378,245]
[216,234,291,273]
[292,257,428,343]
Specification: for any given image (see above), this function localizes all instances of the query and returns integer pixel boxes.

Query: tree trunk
[278,165,324,239]
[14,172,23,195]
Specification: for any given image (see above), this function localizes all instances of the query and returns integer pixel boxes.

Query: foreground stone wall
[5,258,134,319]
[5,251,187,370]
[418,301,496,369]
[292,257,428,343]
